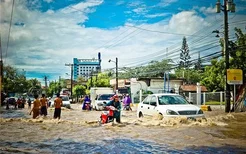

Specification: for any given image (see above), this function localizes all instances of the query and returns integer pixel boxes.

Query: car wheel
[138,112,143,118]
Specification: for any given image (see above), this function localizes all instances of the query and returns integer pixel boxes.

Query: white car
[137,93,204,119]
[49,95,71,109]
[94,94,115,110]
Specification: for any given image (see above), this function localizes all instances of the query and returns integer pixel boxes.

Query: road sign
[227,69,243,85]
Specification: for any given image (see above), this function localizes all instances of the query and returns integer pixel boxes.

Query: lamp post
[65,63,73,102]
[109,58,118,93]
[215,0,236,113]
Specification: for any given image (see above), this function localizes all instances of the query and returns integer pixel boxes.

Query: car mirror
[189,102,193,104]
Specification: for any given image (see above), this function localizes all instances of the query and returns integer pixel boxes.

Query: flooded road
[0,104,246,153]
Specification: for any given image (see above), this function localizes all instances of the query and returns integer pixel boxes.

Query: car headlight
[198,109,203,114]
[166,109,178,115]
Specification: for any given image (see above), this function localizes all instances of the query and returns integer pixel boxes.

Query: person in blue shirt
[105,95,121,123]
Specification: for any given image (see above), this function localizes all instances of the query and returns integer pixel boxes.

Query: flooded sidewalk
[0,104,246,153]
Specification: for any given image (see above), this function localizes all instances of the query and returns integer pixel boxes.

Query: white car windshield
[98,94,114,100]
[158,95,189,105]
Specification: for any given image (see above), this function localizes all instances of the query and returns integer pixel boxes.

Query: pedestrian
[28,98,31,109]
[40,94,48,117]
[21,97,26,108]
[17,98,22,108]
[105,95,121,123]
[123,94,132,111]
[54,93,63,120]
[29,95,41,119]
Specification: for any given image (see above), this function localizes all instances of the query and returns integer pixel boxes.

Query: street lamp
[65,63,74,102]
[109,58,118,92]
[215,0,236,113]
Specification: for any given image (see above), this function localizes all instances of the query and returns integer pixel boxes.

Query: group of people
[29,93,63,119]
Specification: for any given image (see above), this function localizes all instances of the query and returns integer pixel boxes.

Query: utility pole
[116,57,118,91]
[109,57,119,93]
[0,35,3,106]
[216,0,236,112]
[65,63,74,102]
[90,68,93,88]
[44,76,48,95]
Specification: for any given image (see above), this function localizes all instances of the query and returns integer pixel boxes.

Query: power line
[5,0,15,62]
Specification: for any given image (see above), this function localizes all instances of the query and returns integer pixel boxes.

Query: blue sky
[0,0,246,85]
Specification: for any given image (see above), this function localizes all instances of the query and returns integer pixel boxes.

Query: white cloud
[0,0,245,83]
[199,6,216,14]
[157,0,178,7]
[145,13,170,18]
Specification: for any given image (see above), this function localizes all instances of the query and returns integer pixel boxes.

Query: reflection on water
[1,138,246,154]
[0,105,246,153]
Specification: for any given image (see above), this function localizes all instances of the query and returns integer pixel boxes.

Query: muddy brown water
[0,104,246,153]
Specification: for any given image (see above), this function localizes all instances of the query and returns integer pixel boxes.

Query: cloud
[0,0,245,83]
[145,13,170,18]
[199,6,216,14]
[157,0,178,7]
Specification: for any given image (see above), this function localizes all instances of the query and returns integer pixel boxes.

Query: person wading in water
[54,93,63,120]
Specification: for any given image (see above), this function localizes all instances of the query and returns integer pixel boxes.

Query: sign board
[227,69,243,85]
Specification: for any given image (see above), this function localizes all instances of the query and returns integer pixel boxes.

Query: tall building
[73,52,101,81]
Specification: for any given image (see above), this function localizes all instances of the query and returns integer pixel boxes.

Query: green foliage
[201,28,246,91]
[86,73,110,88]
[179,37,191,68]
[119,59,172,78]
[175,68,202,84]
[2,65,41,94]
[229,28,246,76]
[201,59,225,92]
[46,81,59,97]
[73,85,86,97]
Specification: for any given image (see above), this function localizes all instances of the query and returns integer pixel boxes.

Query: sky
[0,0,246,85]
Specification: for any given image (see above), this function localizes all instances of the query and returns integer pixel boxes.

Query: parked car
[49,95,71,109]
[94,94,115,110]
[137,93,204,119]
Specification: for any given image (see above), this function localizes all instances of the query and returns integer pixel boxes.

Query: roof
[180,85,208,92]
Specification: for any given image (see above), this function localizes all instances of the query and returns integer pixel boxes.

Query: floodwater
[0,104,246,153]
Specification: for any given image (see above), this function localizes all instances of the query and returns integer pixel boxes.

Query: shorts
[54,108,61,119]
[33,108,40,119]
[40,106,47,116]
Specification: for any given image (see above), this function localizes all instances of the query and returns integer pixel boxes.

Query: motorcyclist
[123,94,132,111]
[82,95,91,110]
[105,95,121,123]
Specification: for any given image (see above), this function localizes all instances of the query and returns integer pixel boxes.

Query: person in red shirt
[54,93,63,119]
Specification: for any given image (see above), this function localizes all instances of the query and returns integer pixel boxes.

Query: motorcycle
[84,101,91,110]
[99,106,116,124]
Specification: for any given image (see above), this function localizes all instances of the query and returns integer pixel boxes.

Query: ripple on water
[0,138,245,154]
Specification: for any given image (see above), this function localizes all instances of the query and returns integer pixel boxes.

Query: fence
[188,91,225,106]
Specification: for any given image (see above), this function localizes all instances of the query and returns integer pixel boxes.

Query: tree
[201,59,225,92]
[118,59,172,78]
[3,65,31,94]
[46,81,59,97]
[86,73,110,89]
[229,28,246,83]
[73,85,86,102]
[175,68,202,84]
[179,37,191,68]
